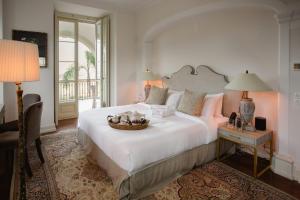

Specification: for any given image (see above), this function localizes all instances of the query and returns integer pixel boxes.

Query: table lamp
[141,68,157,99]
[0,39,40,200]
[225,70,272,131]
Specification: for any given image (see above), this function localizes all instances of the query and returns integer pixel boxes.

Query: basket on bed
[107,111,149,130]
[108,121,149,130]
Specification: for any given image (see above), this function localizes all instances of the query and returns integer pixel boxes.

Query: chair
[23,93,41,112]
[0,94,41,133]
[24,101,44,176]
[0,94,43,177]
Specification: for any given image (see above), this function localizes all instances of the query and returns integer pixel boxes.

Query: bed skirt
[77,128,233,200]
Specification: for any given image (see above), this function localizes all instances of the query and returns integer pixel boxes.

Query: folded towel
[151,105,175,118]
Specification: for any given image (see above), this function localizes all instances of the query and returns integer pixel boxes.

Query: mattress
[78,103,228,174]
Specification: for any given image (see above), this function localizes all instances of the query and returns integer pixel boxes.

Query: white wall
[3,0,55,131]
[112,12,137,105]
[138,6,279,144]
[151,8,278,84]
[289,19,300,175]
[0,0,3,105]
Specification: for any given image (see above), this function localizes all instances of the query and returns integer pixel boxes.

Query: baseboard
[40,124,57,134]
[272,153,294,180]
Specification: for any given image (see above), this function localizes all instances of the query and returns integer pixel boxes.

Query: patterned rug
[14,129,297,200]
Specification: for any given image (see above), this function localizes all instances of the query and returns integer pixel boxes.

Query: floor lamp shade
[0,40,40,82]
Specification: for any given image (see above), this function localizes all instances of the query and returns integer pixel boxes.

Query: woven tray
[108,120,149,131]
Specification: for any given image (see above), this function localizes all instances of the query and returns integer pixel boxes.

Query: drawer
[219,129,255,146]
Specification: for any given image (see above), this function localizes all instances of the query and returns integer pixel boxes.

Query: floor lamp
[0,40,40,200]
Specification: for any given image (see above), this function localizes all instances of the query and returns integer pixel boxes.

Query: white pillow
[165,90,183,110]
[214,93,224,117]
[201,93,224,117]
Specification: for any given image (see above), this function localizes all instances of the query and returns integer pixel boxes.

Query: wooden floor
[0,151,13,200]
[1,118,300,199]
[57,118,78,132]
[223,151,300,199]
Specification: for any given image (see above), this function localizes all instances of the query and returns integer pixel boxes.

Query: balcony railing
[59,79,101,102]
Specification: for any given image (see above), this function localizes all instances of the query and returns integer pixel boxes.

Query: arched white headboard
[162,65,228,93]
[162,65,242,117]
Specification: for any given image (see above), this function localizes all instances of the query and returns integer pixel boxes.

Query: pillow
[214,93,224,117]
[165,90,183,110]
[177,89,206,116]
[145,86,169,105]
[201,93,224,117]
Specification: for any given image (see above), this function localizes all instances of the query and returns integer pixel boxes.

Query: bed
[78,65,241,200]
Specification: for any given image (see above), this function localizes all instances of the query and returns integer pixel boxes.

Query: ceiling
[55,0,108,17]
[57,0,300,15]
[95,0,300,11]
[91,0,162,11]
[56,0,162,15]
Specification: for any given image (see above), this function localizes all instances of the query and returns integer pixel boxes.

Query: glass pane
[78,22,97,112]
[59,61,75,103]
[59,20,76,104]
[59,21,75,42]
[96,21,102,80]
[59,41,75,61]
[59,81,76,102]
[59,62,75,81]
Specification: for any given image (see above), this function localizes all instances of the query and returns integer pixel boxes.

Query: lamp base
[240,98,255,131]
[16,83,26,200]
[244,125,256,132]
[144,84,151,100]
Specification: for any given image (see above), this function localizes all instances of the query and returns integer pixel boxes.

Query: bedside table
[217,125,273,178]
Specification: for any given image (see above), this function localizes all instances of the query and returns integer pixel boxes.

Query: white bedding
[78,103,228,174]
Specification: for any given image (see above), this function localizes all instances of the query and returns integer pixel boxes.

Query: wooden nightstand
[217,125,273,178]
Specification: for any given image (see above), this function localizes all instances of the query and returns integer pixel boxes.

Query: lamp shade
[225,72,272,92]
[0,40,40,83]
[141,69,158,81]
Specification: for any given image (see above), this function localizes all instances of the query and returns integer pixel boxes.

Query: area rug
[14,129,297,200]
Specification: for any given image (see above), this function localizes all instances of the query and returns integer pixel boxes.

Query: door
[56,14,110,121]
[58,20,78,120]
[77,22,98,112]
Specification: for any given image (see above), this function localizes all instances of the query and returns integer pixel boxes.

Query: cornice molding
[275,9,300,24]
[275,12,293,23]
[143,0,291,42]
[293,10,300,21]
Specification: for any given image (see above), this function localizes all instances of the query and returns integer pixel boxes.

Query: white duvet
[78,103,227,174]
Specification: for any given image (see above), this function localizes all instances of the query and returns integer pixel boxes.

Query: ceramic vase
[239,98,255,126]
